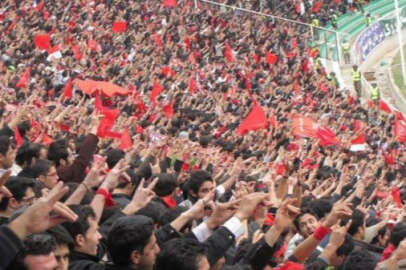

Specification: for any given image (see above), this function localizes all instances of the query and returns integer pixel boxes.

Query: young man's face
[0,146,15,169]
[139,234,160,270]
[54,244,70,270]
[197,180,214,199]
[24,252,58,270]
[40,166,59,189]
[298,213,320,238]
[79,217,101,256]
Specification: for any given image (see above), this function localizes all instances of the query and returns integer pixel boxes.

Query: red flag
[224,42,233,63]
[94,93,103,112]
[384,152,395,166]
[237,100,268,135]
[265,52,278,65]
[189,77,197,94]
[347,95,354,105]
[135,125,144,134]
[163,101,174,118]
[34,34,51,50]
[351,134,366,145]
[392,187,403,208]
[42,133,53,145]
[367,100,375,108]
[269,115,278,128]
[112,21,128,33]
[16,67,31,88]
[15,127,23,148]
[36,1,44,12]
[150,79,164,104]
[395,112,406,142]
[317,127,341,146]
[312,1,322,13]
[291,37,297,49]
[378,100,392,114]
[291,115,318,138]
[277,261,304,270]
[119,128,133,150]
[63,79,73,99]
[152,34,163,47]
[163,0,177,8]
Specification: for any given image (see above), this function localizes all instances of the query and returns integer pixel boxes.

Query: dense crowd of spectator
[1,1,406,270]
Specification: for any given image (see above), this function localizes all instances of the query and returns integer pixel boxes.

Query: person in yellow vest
[351,65,362,97]
[312,15,320,41]
[371,83,380,106]
[331,12,338,30]
[365,13,372,27]
[342,39,350,64]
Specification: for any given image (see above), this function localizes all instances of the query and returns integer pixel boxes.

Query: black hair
[136,163,152,180]
[108,215,155,266]
[309,198,333,219]
[0,176,35,211]
[135,201,167,225]
[336,234,354,257]
[117,168,139,189]
[26,159,54,178]
[105,148,125,169]
[343,250,377,270]
[15,143,41,167]
[17,121,31,138]
[0,135,11,155]
[8,233,57,270]
[153,173,178,197]
[159,205,189,228]
[293,208,318,232]
[187,170,213,194]
[155,238,208,270]
[48,139,69,167]
[341,209,365,236]
[47,224,75,249]
[62,205,96,242]
[390,222,406,248]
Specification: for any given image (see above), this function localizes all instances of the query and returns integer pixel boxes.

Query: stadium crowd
[1,0,406,270]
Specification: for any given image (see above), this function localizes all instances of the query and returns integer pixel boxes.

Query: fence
[194,0,344,64]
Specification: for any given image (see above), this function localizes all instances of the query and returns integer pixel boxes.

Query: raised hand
[101,159,129,191]
[8,182,78,240]
[0,170,12,200]
[274,198,300,232]
[329,219,352,248]
[122,177,158,215]
[206,199,241,230]
[323,200,353,228]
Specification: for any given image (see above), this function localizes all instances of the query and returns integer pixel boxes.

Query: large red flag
[163,0,177,8]
[236,101,268,135]
[224,42,233,63]
[112,21,128,33]
[16,67,31,88]
[351,134,366,145]
[34,34,51,50]
[120,128,133,150]
[378,100,392,114]
[395,112,406,142]
[94,93,103,112]
[312,1,322,13]
[291,115,318,138]
[150,80,164,104]
[317,127,341,146]
[63,79,73,99]
[36,1,44,12]
[189,77,197,94]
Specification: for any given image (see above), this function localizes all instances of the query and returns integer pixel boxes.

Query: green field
[391,44,406,97]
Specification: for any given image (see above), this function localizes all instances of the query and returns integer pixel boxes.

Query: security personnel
[371,83,380,105]
[312,15,320,40]
[342,39,350,64]
[351,65,362,97]
[365,13,372,27]
[331,12,338,30]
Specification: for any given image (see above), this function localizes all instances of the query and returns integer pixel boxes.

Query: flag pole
[395,0,406,86]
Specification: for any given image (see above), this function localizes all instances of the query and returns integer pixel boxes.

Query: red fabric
[72,45,83,60]
[395,113,406,142]
[36,1,44,12]
[347,95,354,105]
[163,101,174,118]
[152,34,163,47]
[163,0,177,7]
[291,37,297,49]
[16,67,31,88]
[63,79,73,99]
[276,163,286,175]
[314,225,332,241]
[236,100,268,135]
[88,36,101,52]
[161,196,177,208]
[379,100,392,114]
[112,21,128,33]
[96,188,115,207]
[352,120,361,132]
[312,1,322,13]
[224,42,233,63]
[384,152,395,166]
[291,115,318,138]
[276,261,304,270]
[317,127,340,146]
[367,99,375,108]
[392,187,403,208]
[42,133,53,145]
[34,34,51,50]
[266,52,278,65]
[135,125,144,134]
[150,79,164,104]
[380,244,396,262]
[274,242,287,258]
[74,79,130,97]
[269,115,278,128]
[94,93,103,112]
[189,77,197,94]
[351,134,366,145]
[15,127,23,148]
[119,128,133,150]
